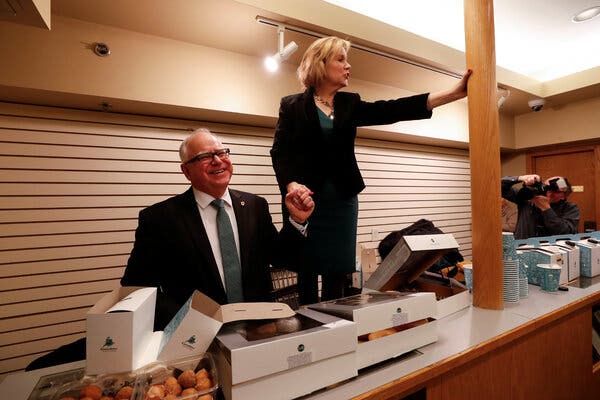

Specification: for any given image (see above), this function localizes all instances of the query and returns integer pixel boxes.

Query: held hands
[285,182,315,224]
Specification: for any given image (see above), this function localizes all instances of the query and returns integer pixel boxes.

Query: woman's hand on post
[426,69,472,110]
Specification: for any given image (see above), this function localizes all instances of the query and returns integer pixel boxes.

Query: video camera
[517,177,568,201]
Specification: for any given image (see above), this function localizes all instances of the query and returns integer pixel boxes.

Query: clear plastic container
[28,367,85,400]
[137,352,219,400]
[51,370,138,400]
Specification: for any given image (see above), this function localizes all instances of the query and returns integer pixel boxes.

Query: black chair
[26,337,86,371]
[270,268,300,310]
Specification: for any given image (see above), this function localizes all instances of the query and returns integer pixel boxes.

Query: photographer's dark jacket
[270,89,432,199]
[501,176,580,239]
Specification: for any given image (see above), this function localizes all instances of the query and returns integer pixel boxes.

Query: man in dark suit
[27,128,313,371]
[121,128,314,329]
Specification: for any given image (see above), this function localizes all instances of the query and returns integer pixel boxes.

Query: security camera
[528,98,545,112]
[93,43,111,57]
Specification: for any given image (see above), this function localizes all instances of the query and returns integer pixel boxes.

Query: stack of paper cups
[503,259,520,303]
[502,232,517,260]
[519,261,528,298]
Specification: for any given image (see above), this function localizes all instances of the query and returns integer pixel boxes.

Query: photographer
[501,174,580,239]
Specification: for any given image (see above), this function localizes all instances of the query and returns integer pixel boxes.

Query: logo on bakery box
[100,336,117,351]
[182,335,197,349]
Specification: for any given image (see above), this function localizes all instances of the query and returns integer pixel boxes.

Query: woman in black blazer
[271,36,472,304]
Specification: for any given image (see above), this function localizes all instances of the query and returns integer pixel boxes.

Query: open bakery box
[364,233,470,319]
[309,234,470,370]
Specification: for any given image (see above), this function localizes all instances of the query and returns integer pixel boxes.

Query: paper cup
[538,264,561,292]
[463,263,473,292]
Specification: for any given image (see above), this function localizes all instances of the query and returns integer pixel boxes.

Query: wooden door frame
[526,144,600,230]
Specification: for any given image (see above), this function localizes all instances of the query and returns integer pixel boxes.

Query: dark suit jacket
[121,187,303,329]
[270,88,432,199]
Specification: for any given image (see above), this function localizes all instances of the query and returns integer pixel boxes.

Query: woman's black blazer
[271,87,432,199]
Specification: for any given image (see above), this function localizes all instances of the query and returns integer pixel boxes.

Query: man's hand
[530,195,551,211]
[285,183,315,223]
[518,174,541,186]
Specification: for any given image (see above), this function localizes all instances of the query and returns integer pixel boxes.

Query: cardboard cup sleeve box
[554,240,580,281]
[86,286,158,375]
[576,239,600,278]
[213,308,357,400]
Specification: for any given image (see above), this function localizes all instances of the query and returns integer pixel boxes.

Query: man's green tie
[210,199,243,303]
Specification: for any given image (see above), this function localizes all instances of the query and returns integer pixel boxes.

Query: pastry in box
[138,352,218,400]
[52,370,138,400]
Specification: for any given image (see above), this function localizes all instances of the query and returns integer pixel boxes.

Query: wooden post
[464,0,503,309]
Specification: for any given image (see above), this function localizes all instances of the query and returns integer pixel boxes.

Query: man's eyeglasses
[185,148,230,164]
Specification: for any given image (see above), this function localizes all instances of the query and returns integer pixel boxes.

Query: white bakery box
[576,238,600,278]
[364,234,471,320]
[212,308,357,400]
[553,240,580,281]
[308,291,437,369]
[539,244,570,284]
[86,286,158,375]
[86,288,297,376]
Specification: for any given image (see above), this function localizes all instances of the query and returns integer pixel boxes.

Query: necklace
[314,94,335,120]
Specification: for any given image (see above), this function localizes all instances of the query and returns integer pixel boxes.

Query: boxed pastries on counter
[364,234,470,319]
[212,308,357,400]
[86,288,295,376]
[308,291,437,369]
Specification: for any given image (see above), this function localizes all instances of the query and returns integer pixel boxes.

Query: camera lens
[517,181,548,201]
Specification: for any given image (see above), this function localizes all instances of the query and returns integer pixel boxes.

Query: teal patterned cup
[538,264,561,292]
[463,263,473,292]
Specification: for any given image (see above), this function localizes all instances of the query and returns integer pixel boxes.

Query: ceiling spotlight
[264,26,298,72]
[572,6,600,22]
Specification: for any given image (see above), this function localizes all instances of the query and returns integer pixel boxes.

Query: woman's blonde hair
[297,36,351,89]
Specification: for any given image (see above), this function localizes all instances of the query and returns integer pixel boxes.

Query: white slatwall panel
[0,102,471,378]
[355,138,472,256]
